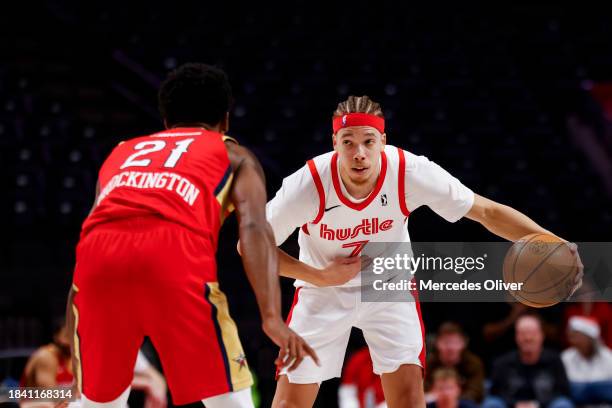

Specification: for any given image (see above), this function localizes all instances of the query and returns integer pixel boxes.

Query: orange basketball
[503,233,578,308]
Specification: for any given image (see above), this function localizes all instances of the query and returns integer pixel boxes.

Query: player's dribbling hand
[262,317,320,371]
[567,242,584,299]
[317,256,362,286]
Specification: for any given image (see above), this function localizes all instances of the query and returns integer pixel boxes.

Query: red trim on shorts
[330,151,388,211]
[410,281,426,374]
[301,224,310,235]
[286,287,302,325]
[276,287,302,380]
[397,148,410,217]
[307,160,325,224]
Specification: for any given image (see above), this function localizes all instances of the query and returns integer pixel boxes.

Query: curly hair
[158,63,233,127]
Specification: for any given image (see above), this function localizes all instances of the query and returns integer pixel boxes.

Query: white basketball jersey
[267,144,474,288]
[298,145,411,287]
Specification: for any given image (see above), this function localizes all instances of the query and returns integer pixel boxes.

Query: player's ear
[380,132,387,149]
[332,133,338,151]
[220,112,230,134]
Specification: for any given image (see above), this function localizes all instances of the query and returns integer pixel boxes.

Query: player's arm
[226,141,319,369]
[405,153,554,240]
[278,250,361,287]
[465,194,555,241]
[406,154,583,293]
[466,194,584,296]
[239,243,358,287]
[265,165,360,286]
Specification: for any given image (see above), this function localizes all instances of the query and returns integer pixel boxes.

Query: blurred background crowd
[1,3,612,407]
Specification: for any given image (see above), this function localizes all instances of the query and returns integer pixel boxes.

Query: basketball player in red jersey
[65,63,317,408]
[265,96,584,407]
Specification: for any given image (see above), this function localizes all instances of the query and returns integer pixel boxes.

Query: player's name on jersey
[97,171,200,206]
[320,218,393,241]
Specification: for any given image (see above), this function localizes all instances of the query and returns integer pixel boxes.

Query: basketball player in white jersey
[265,96,584,408]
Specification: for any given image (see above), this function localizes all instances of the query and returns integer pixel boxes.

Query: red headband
[332,113,385,134]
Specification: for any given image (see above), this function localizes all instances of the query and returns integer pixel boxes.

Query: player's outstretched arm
[226,141,319,369]
[465,193,583,294]
[465,194,555,241]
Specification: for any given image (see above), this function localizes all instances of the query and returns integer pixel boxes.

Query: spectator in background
[339,346,386,408]
[20,321,168,408]
[21,321,73,389]
[561,316,612,404]
[481,302,564,366]
[563,281,612,348]
[483,314,573,408]
[426,368,478,408]
[425,322,484,403]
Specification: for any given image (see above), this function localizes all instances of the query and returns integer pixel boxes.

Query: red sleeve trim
[301,224,310,235]
[307,159,325,224]
[397,148,410,217]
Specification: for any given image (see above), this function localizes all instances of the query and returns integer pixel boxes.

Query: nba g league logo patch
[381,194,388,206]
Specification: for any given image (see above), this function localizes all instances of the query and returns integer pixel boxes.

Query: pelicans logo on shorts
[233,353,248,371]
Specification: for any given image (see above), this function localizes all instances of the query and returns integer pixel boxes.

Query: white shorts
[279,285,425,384]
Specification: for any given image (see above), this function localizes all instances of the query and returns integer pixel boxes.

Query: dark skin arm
[65,137,318,374]
[226,140,319,370]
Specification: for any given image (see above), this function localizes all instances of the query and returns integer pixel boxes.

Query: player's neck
[338,166,380,199]
[169,122,224,133]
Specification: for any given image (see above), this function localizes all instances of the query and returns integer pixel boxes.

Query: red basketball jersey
[82,127,235,251]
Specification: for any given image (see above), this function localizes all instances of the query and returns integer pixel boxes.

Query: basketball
[503,233,579,308]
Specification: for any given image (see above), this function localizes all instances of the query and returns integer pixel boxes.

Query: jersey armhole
[397,147,410,217]
[307,159,325,224]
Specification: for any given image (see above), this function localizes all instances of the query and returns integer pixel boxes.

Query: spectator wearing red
[339,347,385,408]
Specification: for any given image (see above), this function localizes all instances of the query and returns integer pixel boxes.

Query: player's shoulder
[222,139,260,174]
[309,150,335,167]
[390,145,432,172]
[285,150,334,179]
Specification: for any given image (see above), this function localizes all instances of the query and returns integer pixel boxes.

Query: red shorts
[71,216,252,405]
